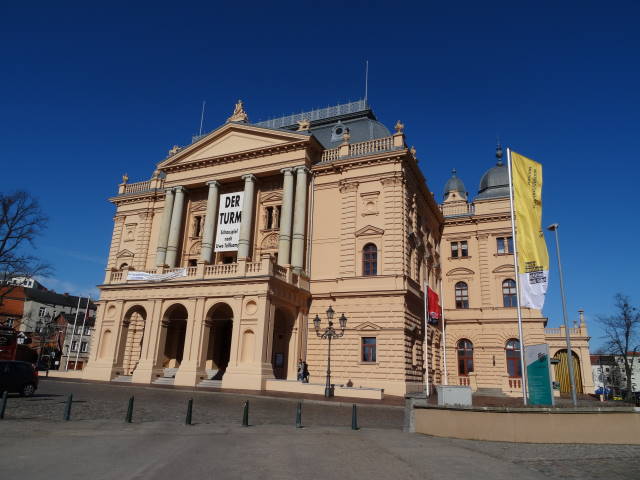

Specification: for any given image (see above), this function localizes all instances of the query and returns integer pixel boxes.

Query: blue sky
[2,2,638,349]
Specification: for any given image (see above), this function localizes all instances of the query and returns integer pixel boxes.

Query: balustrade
[123,180,152,194]
[320,135,398,162]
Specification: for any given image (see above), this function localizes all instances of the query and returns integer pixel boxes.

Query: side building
[83,100,443,398]
[439,146,594,396]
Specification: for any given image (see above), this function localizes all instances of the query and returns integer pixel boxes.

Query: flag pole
[439,279,448,385]
[64,296,82,371]
[507,147,528,405]
[424,281,430,397]
[73,297,91,370]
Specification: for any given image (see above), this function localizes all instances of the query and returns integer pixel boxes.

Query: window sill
[359,361,378,366]
[448,256,472,260]
[494,253,513,257]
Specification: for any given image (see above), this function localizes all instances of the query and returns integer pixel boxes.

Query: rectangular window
[6,318,14,328]
[70,341,78,352]
[39,306,46,318]
[80,342,88,353]
[84,326,91,336]
[361,337,377,362]
[75,325,83,335]
[497,236,514,254]
[451,242,459,258]
[460,241,468,257]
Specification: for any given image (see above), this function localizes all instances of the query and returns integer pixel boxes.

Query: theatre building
[83,100,443,398]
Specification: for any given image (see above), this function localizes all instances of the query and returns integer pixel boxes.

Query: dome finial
[451,168,457,177]
[495,138,503,166]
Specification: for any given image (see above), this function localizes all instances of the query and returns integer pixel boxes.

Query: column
[290,166,309,271]
[155,188,175,266]
[237,174,256,259]
[165,186,186,267]
[200,181,220,263]
[277,168,295,265]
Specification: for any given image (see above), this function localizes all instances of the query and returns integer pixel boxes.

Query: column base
[173,363,207,387]
[131,362,164,384]
[82,361,119,382]
[222,363,275,391]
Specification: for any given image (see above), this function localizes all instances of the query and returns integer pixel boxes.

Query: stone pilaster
[200,181,220,263]
[107,216,126,269]
[134,211,154,270]
[381,175,404,275]
[277,168,295,265]
[165,186,186,268]
[155,188,175,267]
[238,174,256,259]
[290,166,309,272]
[339,181,358,276]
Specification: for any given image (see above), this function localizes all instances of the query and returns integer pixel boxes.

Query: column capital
[174,186,187,194]
[164,188,175,195]
[206,180,220,188]
[241,174,257,182]
[293,166,310,175]
[280,167,294,175]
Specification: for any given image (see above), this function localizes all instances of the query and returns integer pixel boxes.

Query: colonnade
[154,166,309,270]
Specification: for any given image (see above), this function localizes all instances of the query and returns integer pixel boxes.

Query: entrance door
[553,350,584,394]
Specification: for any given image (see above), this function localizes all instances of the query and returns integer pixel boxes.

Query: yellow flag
[511,151,549,309]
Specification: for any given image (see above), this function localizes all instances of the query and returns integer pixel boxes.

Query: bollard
[185,398,193,425]
[351,403,359,430]
[125,396,134,423]
[0,391,8,420]
[242,400,249,427]
[63,394,73,421]
[295,402,303,428]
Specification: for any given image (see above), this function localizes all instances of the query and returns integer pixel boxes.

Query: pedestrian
[296,358,304,382]
[302,361,310,383]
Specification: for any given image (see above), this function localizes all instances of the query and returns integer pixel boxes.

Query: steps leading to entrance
[206,369,220,380]
[152,367,178,385]
[473,388,505,397]
[198,379,222,388]
[112,375,133,383]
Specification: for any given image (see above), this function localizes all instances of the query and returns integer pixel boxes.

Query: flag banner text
[511,151,549,309]
[127,268,187,282]
[215,192,243,252]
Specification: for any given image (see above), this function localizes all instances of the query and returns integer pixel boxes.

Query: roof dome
[444,169,467,200]
[476,144,510,200]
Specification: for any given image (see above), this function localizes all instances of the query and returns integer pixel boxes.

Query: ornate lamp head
[313,314,321,331]
[326,305,335,321]
[338,313,347,330]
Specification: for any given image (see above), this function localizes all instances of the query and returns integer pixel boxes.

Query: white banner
[127,269,187,282]
[215,192,243,252]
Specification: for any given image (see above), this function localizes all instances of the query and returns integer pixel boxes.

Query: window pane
[497,237,505,254]
[507,237,514,253]
[461,241,468,256]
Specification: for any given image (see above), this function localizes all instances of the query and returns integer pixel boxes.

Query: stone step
[162,367,179,378]
[153,376,175,385]
[112,375,133,383]
[198,379,222,388]
[473,388,505,397]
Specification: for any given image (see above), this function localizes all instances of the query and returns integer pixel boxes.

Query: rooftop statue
[228,99,249,123]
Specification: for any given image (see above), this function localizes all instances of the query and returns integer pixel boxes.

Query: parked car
[0,360,39,396]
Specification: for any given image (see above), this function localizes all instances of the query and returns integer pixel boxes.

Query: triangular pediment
[158,123,310,169]
[493,264,515,273]
[354,225,385,237]
[261,191,283,203]
[116,249,135,258]
[354,321,382,331]
[446,267,474,276]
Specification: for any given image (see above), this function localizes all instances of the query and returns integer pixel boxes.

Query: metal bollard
[63,394,73,421]
[125,396,134,423]
[351,403,359,430]
[185,398,193,425]
[0,391,8,420]
[242,400,249,427]
[295,402,303,428]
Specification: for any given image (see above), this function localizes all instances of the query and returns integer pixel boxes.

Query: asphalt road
[0,379,638,479]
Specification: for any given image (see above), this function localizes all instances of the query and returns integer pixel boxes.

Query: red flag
[427,287,441,324]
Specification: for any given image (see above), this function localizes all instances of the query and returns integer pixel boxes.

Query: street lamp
[35,313,57,375]
[314,306,347,397]
[547,223,578,407]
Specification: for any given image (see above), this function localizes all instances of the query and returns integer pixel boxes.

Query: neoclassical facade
[84,100,443,397]
[439,147,594,396]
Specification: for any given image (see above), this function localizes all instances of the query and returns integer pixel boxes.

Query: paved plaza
[0,379,638,479]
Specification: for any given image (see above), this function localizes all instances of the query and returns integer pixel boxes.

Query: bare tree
[0,191,51,310]
[597,294,640,401]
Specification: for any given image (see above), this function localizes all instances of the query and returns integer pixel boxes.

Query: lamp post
[314,306,347,398]
[547,223,578,407]
[35,313,57,375]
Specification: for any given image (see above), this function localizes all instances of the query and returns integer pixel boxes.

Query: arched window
[457,339,474,376]
[502,279,517,307]
[455,282,469,309]
[362,243,377,276]
[505,339,521,378]
[119,263,129,270]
